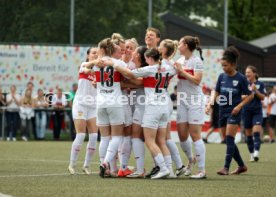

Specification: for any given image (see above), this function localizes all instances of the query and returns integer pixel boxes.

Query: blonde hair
[98,38,116,57]
[161,39,178,59]
[23,89,32,105]
[125,38,139,49]
[111,33,125,45]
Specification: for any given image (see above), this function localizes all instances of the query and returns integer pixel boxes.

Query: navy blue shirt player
[206,46,253,175]
[243,65,266,163]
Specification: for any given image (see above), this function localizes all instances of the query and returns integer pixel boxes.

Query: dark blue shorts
[242,109,263,129]
[219,113,241,128]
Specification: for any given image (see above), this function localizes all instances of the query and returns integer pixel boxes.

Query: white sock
[118,143,122,164]
[109,156,118,173]
[104,136,123,164]
[120,136,132,170]
[69,133,85,167]
[180,138,193,163]
[154,153,167,171]
[132,138,145,173]
[194,139,206,172]
[99,136,110,164]
[166,139,183,169]
[164,155,174,175]
[83,133,98,167]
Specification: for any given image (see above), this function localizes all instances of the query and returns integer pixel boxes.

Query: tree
[167,0,276,41]
[0,0,166,45]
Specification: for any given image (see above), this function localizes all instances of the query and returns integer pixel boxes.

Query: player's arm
[121,78,143,88]
[231,93,254,115]
[113,64,136,79]
[251,83,265,100]
[206,90,219,115]
[174,62,202,85]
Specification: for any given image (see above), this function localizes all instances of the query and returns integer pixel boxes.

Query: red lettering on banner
[178,69,194,80]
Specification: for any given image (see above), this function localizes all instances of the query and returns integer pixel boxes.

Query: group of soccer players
[67,27,265,179]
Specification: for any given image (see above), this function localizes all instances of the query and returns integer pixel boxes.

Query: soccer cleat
[12,137,17,141]
[126,171,145,178]
[145,166,160,179]
[105,171,118,178]
[99,163,108,178]
[167,171,177,179]
[190,171,207,179]
[7,137,11,141]
[117,168,133,177]
[230,166,247,175]
[82,166,91,175]
[253,151,259,162]
[249,154,255,162]
[217,168,229,175]
[151,168,170,179]
[175,165,186,177]
[68,165,76,175]
[184,166,192,176]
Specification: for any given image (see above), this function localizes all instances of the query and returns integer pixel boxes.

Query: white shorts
[176,101,205,124]
[97,107,125,126]
[72,103,96,120]
[132,104,145,125]
[123,104,133,127]
[142,105,169,129]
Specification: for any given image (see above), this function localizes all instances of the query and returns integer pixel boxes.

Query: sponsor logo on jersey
[100,89,114,94]
[232,80,239,86]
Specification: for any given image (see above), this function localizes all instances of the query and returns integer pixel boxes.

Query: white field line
[0,172,99,178]
[0,159,99,165]
[0,193,13,197]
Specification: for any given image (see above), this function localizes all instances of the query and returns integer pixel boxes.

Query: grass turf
[0,141,275,197]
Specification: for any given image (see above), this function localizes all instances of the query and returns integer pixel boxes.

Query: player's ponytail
[181,36,204,61]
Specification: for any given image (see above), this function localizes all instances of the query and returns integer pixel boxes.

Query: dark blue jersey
[244,80,266,110]
[215,72,251,114]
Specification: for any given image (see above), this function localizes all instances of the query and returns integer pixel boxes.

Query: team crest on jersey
[77,111,84,118]
[232,80,239,86]
[255,84,260,89]
[248,84,252,91]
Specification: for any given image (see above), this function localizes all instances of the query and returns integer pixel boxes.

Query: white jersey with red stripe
[132,64,176,105]
[176,55,204,99]
[74,62,97,106]
[93,57,127,108]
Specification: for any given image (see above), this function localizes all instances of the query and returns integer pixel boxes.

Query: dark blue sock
[224,135,235,169]
[233,144,245,167]
[254,132,261,151]
[246,136,254,153]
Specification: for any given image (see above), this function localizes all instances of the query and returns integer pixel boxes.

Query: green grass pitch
[0,141,275,197]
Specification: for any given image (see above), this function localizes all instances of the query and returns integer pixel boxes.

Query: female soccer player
[174,36,206,179]
[207,46,254,175]
[111,48,175,179]
[125,46,148,178]
[96,38,127,178]
[68,47,99,175]
[159,39,185,177]
[243,65,265,162]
